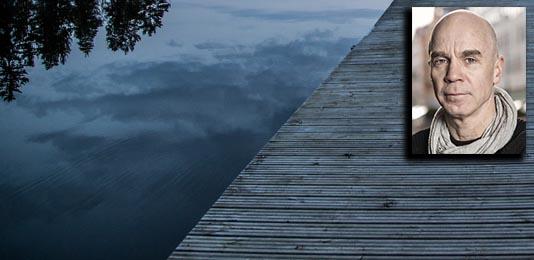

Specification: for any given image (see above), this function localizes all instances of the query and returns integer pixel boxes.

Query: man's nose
[444,59,463,83]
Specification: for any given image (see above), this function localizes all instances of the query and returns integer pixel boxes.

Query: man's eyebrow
[430,51,448,59]
[462,49,482,57]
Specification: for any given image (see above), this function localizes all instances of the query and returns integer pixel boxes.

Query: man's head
[428,10,504,120]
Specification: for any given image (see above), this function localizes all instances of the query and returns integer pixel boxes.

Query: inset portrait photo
[411,7,526,155]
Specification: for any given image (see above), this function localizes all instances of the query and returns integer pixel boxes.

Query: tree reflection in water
[0,0,170,101]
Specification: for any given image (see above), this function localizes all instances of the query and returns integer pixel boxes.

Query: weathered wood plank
[202,208,534,224]
[223,184,534,197]
[214,195,534,209]
[170,249,534,260]
[191,221,534,239]
[177,236,534,255]
[232,174,534,185]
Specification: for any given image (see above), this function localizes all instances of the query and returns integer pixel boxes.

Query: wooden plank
[191,221,534,239]
[241,166,534,175]
[232,174,534,186]
[222,184,534,197]
[170,252,534,260]
[202,208,534,224]
[177,236,534,255]
[214,196,534,210]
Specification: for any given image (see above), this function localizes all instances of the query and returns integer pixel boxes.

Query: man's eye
[465,57,477,64]
[432,58,448,66]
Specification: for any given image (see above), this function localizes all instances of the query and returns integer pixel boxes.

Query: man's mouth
[445,92,468,96]
[444,92,469,102]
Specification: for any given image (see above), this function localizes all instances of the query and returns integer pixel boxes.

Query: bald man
[412,10,525,154]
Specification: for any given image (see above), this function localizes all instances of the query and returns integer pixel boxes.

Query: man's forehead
[429,11,498,56]
[430,31,492,56]
[430,50,482,61]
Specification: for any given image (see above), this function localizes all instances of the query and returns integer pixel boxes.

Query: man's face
[429,15,502,119]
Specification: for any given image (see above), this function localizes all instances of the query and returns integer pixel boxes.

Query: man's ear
[493,55,504,85]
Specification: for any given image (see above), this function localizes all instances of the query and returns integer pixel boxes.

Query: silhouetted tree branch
[73,0,102,56]
[0,0,170,101]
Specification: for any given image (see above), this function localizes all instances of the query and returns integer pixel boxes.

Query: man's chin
[442,106,471,119]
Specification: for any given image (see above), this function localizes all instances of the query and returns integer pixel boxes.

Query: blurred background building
[411,7,526,134]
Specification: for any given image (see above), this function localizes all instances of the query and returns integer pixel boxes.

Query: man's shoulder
[516,118,526,132]
[412,128,430,154]
[497,119,526,154]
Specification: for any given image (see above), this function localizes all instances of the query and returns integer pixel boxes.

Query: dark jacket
[412,119,526,154]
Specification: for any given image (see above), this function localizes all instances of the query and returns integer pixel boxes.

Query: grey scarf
[428,87,517,154]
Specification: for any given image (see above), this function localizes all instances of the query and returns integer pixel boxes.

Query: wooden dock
[169,0,534,258]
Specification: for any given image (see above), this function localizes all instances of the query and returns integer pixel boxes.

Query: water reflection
[0,0,170,101]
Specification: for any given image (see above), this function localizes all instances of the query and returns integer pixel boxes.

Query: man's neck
[445,96,496,142]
